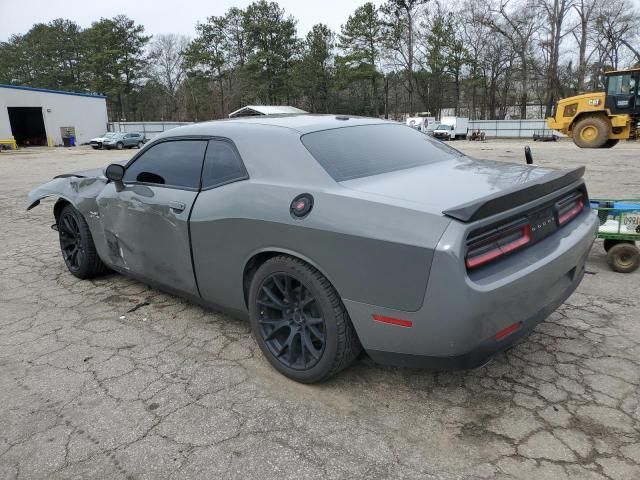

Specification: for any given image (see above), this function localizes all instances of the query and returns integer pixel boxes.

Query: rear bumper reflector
[495,322,522,340]
[372,314,413,328]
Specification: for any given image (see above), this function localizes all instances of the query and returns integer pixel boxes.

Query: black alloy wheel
[59,211,84,273]
[57,204,106,279]
[256,273,326,370]
[248,255,361,383]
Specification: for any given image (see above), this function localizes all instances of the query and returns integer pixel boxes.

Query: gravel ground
[0,140,639,480]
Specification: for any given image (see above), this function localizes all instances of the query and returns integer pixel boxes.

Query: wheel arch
[53,197,73,222]
[241,247,342,308]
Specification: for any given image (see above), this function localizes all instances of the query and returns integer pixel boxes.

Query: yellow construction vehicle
[547,67,640,148]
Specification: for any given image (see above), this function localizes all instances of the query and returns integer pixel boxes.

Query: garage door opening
[7,107,47,146]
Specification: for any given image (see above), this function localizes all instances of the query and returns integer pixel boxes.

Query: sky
[0,0,382,41]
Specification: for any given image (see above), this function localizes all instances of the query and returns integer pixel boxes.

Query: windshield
[301,123,462,182]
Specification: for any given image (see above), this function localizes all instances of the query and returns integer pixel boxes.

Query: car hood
[53,160,127,179]
[340,157,584,222]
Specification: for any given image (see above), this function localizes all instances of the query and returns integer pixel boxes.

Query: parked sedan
[90,132,145,150]
[27,115,598,383]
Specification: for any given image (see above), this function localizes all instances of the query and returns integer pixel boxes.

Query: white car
[89,133,119,150]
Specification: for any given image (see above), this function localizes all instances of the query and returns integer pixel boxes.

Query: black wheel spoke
[257,272,326,370]
[260,285,285,309]
[306,316,323,325]
[307,323,324,340]
[299,287,315,308]
[303,329,321,360]
[273,275,287,297]
[284,275,293,300]
[257,298,284,311]
[63,216,74,236]
[60,235,75,247]
[263,319,290,341]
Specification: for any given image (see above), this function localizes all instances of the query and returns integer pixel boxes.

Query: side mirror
[105,163,125,182]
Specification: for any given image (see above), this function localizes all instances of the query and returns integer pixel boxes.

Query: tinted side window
[124,140,207,189]
[202,140,248,188]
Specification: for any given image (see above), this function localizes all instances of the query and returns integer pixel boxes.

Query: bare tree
[381,0,428,113]
[594,0,640,69]
[479,0,541,118]
[539,0,575,116]
[148,33,189,119]
[571,0,598,92]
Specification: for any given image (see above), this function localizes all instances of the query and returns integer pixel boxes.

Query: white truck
[432,116,469,141]
[405,115,436,133]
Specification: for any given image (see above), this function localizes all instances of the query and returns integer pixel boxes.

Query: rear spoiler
[443,166,586,222]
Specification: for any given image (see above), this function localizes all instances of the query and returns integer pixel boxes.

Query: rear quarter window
[300,123,460,181]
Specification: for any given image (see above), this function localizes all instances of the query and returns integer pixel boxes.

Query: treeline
[1,0,640,121]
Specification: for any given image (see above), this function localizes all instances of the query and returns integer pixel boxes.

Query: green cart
[591,199,640,273]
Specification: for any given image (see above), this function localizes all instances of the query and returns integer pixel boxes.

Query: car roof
[159,114,391,137]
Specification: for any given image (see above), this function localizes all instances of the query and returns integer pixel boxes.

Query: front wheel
[573,116,610,148]
[137,141,144,149]
[248,256,361,383]
[57,204,106,279]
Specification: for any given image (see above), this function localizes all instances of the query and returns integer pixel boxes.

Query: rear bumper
[343,208,598,370]
[365,263,582,369]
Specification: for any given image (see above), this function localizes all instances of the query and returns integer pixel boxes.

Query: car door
[96,138,207,296]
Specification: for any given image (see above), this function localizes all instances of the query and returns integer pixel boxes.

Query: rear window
[300,123,461,181]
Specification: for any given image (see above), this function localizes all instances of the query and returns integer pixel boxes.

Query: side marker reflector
[372,314,413,328]
[495,322,522,340]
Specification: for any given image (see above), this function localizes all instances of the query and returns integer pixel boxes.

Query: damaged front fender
[26,175,107,212]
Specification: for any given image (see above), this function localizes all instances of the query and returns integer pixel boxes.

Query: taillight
[557,193,585,225]
[465,190,586,271]
[466,223,531,270]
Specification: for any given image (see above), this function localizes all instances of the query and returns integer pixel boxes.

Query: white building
[228,105,307,118]
[0,84,108,146]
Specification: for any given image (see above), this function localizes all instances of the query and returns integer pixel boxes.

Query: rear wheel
[607,243,640,273]
[58,204,106,279]
[573,115,610,148]
[116,142,124,150]
[248,256,361,383]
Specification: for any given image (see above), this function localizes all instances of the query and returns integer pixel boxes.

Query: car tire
[91,146,99,150]
[248,255,362,383]
[137,141,144,149]
[58,204,106,279]
[607,242,640,273]
[573,115,610,148]
[116,142,124,150]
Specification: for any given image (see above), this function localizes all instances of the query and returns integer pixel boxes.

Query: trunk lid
[340,157,584,222]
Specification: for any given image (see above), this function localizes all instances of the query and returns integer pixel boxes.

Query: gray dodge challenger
[28,115,599,383]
